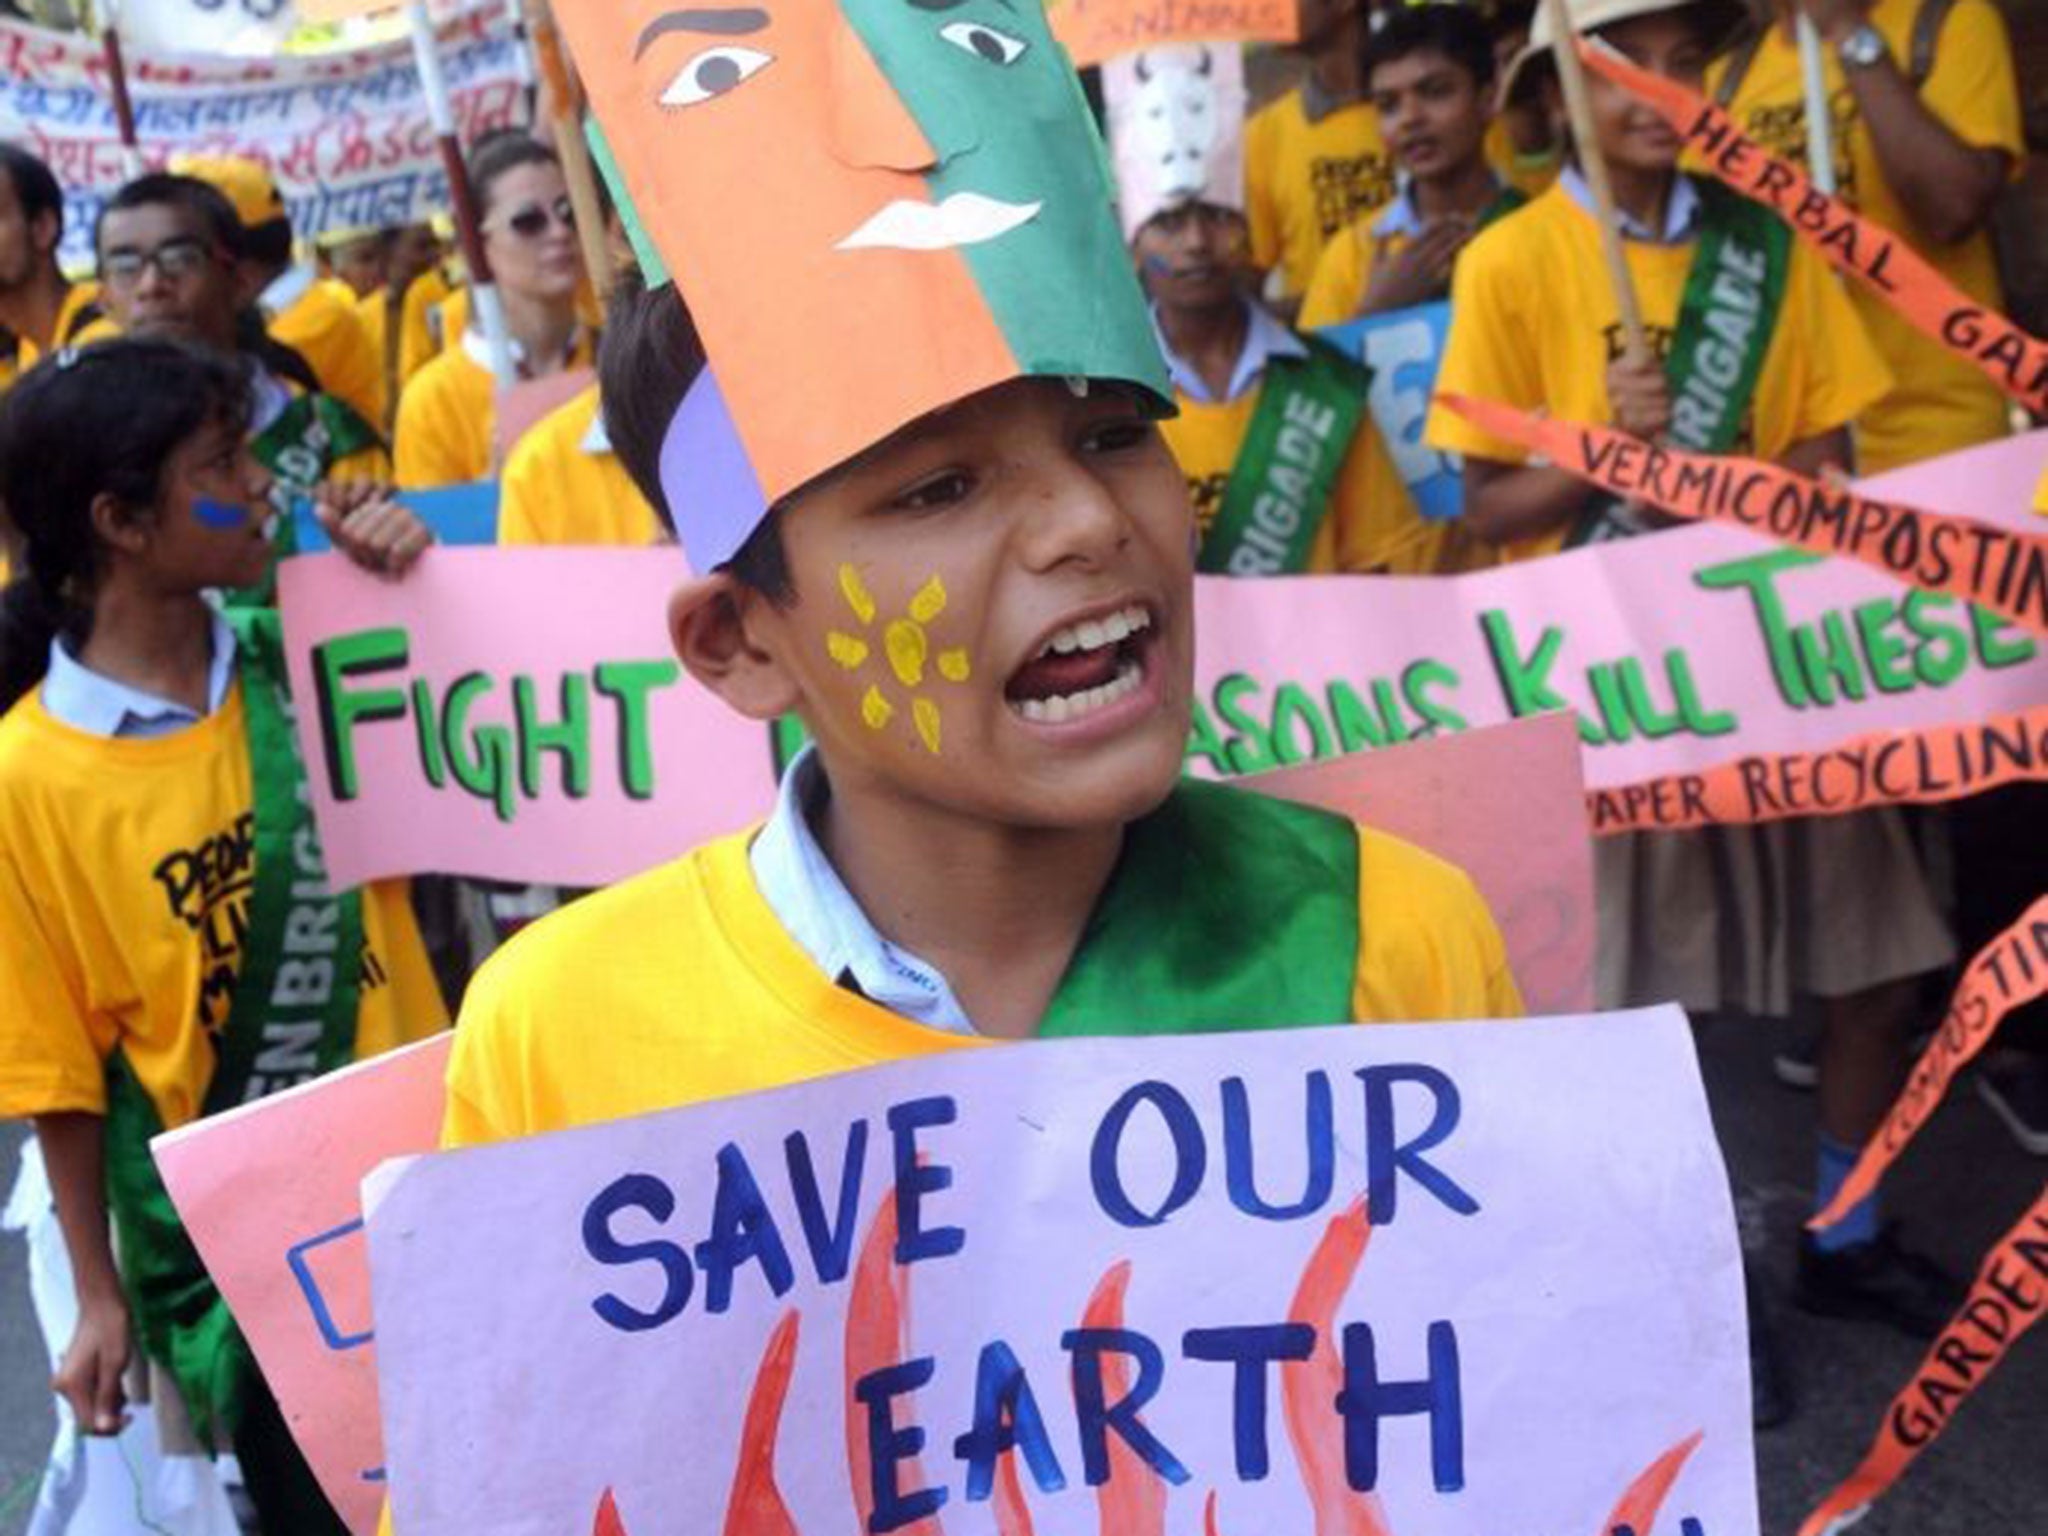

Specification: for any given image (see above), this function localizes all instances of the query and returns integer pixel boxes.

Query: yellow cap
[169,153,288,231]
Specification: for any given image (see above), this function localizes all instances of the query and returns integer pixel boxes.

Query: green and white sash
[1570,176,1791,547]
[1199,339,1372,577]
[102,606,364,1447]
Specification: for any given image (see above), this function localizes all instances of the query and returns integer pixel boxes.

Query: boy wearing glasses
[392,133,593,491]
[95,174,390,524]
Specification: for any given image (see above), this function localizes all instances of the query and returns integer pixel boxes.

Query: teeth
[1036,604,1152,660]
[1014,657,1144,724]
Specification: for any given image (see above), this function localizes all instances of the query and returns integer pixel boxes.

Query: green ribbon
[1200,338,1372,577]
[1570,176,1791,547]
[1664,179,1792,455]
[1040,779,1359,1036]
[239,390,383,602]
[100,606,364,1448]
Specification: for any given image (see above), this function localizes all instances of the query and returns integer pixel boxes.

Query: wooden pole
[1542,0,1651,365]
[406,0,515,387]
[1795,13,1839,195]
[525,0,614,300]
[96,0,144,179]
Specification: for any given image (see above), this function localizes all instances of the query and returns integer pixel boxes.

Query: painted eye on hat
[939,20,1026,64]
[659,45,774,106]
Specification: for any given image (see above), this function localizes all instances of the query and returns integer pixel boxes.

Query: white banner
[0,6,525,271]
[111,0,300,59]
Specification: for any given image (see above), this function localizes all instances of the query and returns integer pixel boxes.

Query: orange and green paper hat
[555,0,1172,572]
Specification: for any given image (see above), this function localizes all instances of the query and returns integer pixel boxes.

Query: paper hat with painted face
[554,0,1173,574]
[1103,42,1248,242]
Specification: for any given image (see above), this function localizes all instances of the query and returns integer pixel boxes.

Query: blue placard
[1318,301,1463,522]
[291,481,501,552]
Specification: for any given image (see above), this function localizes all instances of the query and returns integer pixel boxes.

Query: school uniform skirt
[1595,807,1956,1017]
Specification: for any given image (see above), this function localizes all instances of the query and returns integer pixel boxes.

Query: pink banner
[152,1034,453,1534]
[280,433,2047,887]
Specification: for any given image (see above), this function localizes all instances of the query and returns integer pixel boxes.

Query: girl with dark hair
[393,134,595,490]
[0,338,449,1533]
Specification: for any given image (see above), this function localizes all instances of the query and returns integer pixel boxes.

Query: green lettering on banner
[594,660,682,799]
[312,627,410,801]
[1184,696,1233,775]
[411,677,449,786]
[514,673,594,800]
[1695,548,1825,708]
[1905,593,1970,687]
[1211,673,1277,774]
[442,672,517,824]
[1269,682,1333,765]
[1794,611,1870,705]
[1972,606,2038,671]
[1326,680,1390,752]
[1403,660,1468,735]
[1478,610,1602,744]
[1854,599,1918,694]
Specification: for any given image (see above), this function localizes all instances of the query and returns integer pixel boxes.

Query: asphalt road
[1,1017,2041,1536]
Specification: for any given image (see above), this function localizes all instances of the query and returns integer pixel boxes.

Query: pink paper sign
[1247,712,1593,1014]
[365,1010,1756,1535]
[281,522,2045,890]
[152,1034,452,1535]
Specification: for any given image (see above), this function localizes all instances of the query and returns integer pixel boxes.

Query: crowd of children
[0,0,2041,1528]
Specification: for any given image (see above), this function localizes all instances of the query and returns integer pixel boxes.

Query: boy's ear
[668,574,804,722]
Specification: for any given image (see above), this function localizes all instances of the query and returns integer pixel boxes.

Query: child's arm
[33,1111,131,1435]
[1461,456,1601,548]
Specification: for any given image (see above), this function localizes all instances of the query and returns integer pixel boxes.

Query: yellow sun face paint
[885,619,928,688]
[830,567,971,755]
[862,685,894,731]
[839,564,877,627]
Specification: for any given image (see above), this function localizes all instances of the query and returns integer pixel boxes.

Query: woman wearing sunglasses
[393,132,594,491]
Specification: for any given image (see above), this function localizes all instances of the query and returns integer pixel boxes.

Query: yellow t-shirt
[441,811,1522,1146]
[1246,90,1398,300]
[272,278,385,435]
[1426,181,1893,563]
[0,685,447,1132]
[355,285,407,436]
[393,346,494,491]
[1709,0,2022,470]
[10,283,106,375]
[397,269,457,386]
[1163,378,1482,575]
[1296,189,1530,334]
[1488,117,1560,201]
[497,384,662,547]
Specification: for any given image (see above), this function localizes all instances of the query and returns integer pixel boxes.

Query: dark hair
[95,173,245,262]
[0,339,252,710]
[240,215,295,270]
[598,270,795,603]
[0,144,63,241]
[466,132,561,220]
[1363,2,1498,92]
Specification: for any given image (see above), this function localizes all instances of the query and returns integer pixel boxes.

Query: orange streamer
[1438,395,2048,638]
[1798,1187,2048,1536]
[1575,40,2048,417]
[1813,895,2048,1230]
[1584,705,2048,835]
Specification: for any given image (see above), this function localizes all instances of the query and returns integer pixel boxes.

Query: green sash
[244,390,384,603]
[1570,176,1791,547]
[1040,779,1360,1035]
[101,606,365,1448]
[1199,339,1371,577]
[1474,185,1529,233]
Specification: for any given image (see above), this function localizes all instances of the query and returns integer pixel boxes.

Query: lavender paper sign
[366,1009,1754,1536]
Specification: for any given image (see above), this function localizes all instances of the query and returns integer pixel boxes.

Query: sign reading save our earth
[363,1011,1754,1535]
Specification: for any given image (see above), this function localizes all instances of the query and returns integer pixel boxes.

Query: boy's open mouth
[1004,603,1155,726]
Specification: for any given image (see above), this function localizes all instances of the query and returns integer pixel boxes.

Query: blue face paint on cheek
[1140,254,1176,279]
[192,497,251,531]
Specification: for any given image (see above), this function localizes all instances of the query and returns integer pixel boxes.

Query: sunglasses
[102,237,218,287]
[497,197,577,240]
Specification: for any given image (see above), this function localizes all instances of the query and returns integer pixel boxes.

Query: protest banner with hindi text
[0,6,524,272]
[364,1010,1755,1535]
[1047,0,1297,67]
